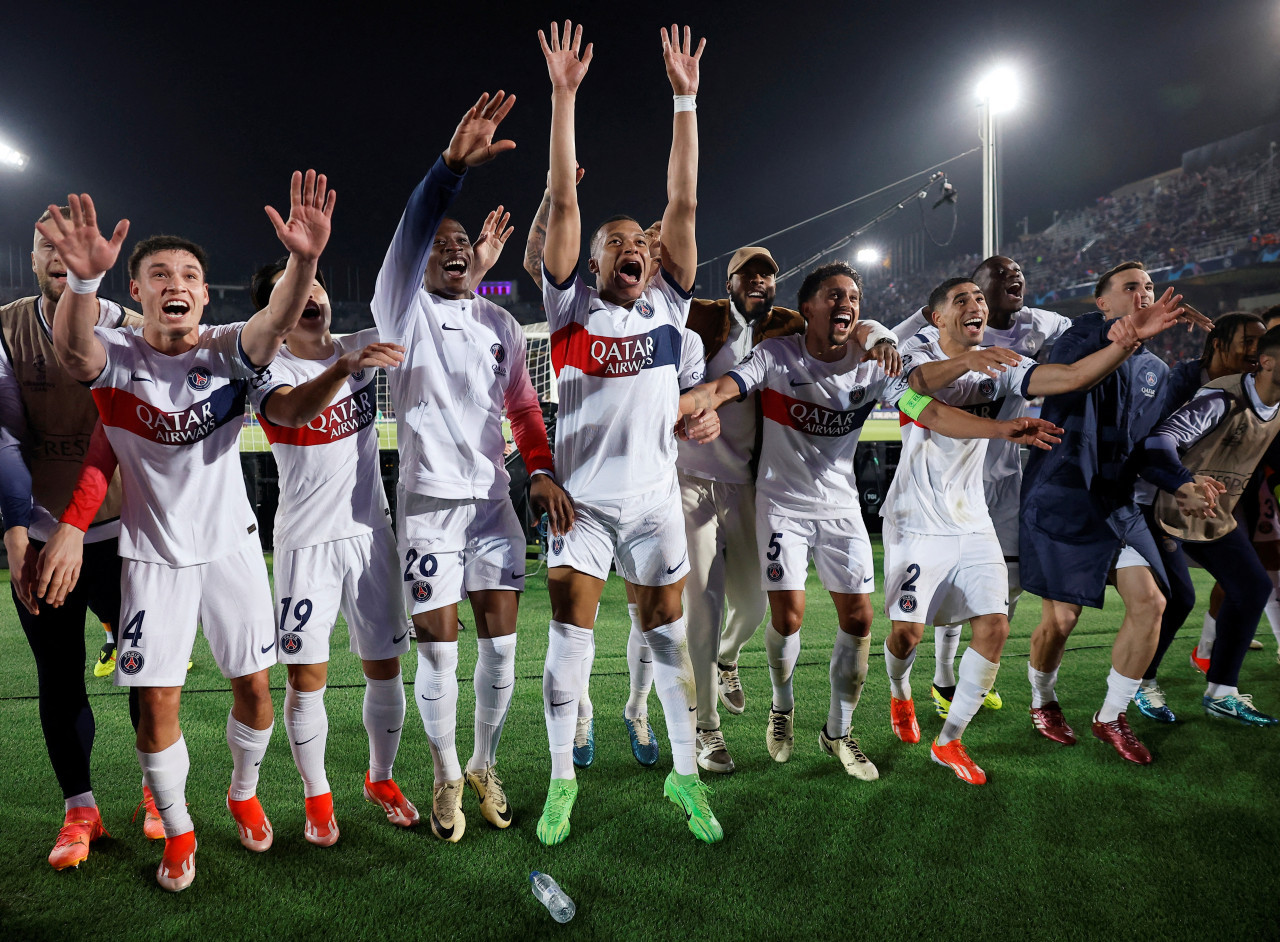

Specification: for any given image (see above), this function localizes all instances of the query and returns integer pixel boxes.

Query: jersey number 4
[122,610,145,648]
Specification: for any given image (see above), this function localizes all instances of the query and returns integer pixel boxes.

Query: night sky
[2,0,1277,306]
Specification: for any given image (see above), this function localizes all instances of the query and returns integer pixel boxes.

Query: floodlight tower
[0,137,29,171]
[976,67,1017,259]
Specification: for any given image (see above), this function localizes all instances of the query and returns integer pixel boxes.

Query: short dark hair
[797,262,864,307]
[589,214,641,257]
[928,277,975,313]
[1258,324,1280,361]
[35,206,71,226]
[128,235,209,281]
[1261,303,1280,328]
[1202,311,1266,368]
[250,257,328,311]
[1094,260,1145,298]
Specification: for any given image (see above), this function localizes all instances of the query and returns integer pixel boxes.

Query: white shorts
[756,506,874,594]
[547,480,689,586]
[883,525,1008,625]
[114,543,277,687]
[1112,544,1151,570]
[397,488,526,614]
[274,528,411,663]
[1254,478,1280,543]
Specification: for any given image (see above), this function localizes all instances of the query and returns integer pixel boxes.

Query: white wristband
[674,94,697,113]
[66,272,104,295]
[860,320,898,351]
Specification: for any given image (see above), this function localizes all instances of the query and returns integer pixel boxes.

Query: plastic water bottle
[530,871,575,923]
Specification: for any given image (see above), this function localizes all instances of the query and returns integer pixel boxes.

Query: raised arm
[539,21,593,286]
[470,206,515,291]
[261,342,404,428]
[657,24,705,291]
[39,194,129,383]
[908,346,1024,395]
[523,167,585,291]
[241,170,336,368]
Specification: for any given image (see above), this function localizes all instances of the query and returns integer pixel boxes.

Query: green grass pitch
[1,544,1277,940]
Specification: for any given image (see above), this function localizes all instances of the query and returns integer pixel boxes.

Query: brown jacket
[684,298,804,363]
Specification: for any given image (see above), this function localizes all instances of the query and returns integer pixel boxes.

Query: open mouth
[963,315,984,331]
[301,299,322,320]
[746,289,767,301]
[618,260,644,286]
[49,270,67,281]
[832,311,853,329]
[443,258,468,278]
[161,300,190,318]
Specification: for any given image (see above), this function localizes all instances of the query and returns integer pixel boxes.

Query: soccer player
[373,94,571,844]
[893,256,1072,717]
[245,260,413,846]
[886,276,1181,782]
[42,169,335,891]
[0,207,145,869]
[534,20,724,844]
[1131,326,1280,725]
[1020,261,1202,764]
[684,265,1064,782]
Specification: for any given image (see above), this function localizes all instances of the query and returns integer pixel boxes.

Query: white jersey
[729,333,907,518]
[896,305,1070,511]
[90,323,263,566]
[249,328,391,552]
[678,328,706,390]
[544,267,691,502]
[677,302,759,484]
[881,336,1038,536]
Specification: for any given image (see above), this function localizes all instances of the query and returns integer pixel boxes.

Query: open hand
[863,340,902,376]
[539,21,593,92]
[474,205,515,275]
[999,416,1063,450]
[444,92,517,172]
[965,346,1022,377]
[1126,287,1185,341]
[661,24,705,95]
[337,342,404,375]
[34,194,129,281]
[265,170,335,262]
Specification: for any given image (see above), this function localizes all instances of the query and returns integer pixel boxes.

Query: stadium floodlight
[855,248,880,265]
[976,65,1018,258]
[0,138,29,171]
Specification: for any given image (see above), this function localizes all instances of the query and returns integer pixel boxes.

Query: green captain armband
[898,390,934,421]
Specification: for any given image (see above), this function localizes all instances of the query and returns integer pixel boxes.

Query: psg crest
[1144,369,1158,387]
[490,343,506,364]
[281,633,303,655]
[352,369,367,383]
[551,536,564,555]
[635,299,655,319]
[119,650,145,675]
[978,377,996,398]
[412,581,432,604]
[766,561,784,582]
[899,594,918,613]
[187,367,212,390]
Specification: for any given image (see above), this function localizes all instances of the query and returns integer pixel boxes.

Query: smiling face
[130,249,209,342]
[1214,320,1266,375]
[801,274,861,349]
[728,258,777,322]
[972,255,1024,320]
[31,227,68,304]
[933,281,989,349]
[1096,267,1155,320]
[589,219,650,305]
[424,219,474,300]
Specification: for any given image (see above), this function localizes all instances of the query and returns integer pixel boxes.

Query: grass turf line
[1,542,1277,941]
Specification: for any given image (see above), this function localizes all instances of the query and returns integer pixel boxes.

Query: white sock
[625,605,653,720]
[363,674,405,782]
[932,624,962,688]
[1265,571,1280,646]
[470,634,517,772]
[1028,664,1058,708]
[65,791,96,812]
[578,630,596,720]
[414,642,460,783]
[1206,682,1239,698]
[227,714,273,801]
[1198,612,1217,657]
[644,618,698,777]
[884,638,916,701]
[827,632,869,737]
[938,649,1000,744]
[544,621,593,780]
[138,737,194,837]
[1098,667,1141,723]
[765,625,801,712]
[284,683,330,797]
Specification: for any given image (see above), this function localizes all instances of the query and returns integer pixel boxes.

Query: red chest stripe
[551,322,681,378]
[259,380,377,446]
[92,383,245,446]
[761,387,872,438]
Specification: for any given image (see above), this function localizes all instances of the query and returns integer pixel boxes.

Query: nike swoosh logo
[862,576,873,584]
[431,815,455,838]
[254,760,262,767]
[294,735,318,746]
[261,641,276,654]
[387,725,403,734]
[492,682,513,690]
[441,324,464,331]
[130,373,154,383]
[510,572,525,580]
[550,698,574,708]
[392,631,408,644]
[495,805,512,823]
[688,706,697,712]
[789,379,814,387]
[421,693,445,701]
[156,802,173,811]
[666,557,687,574]
[640,659,652,664]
